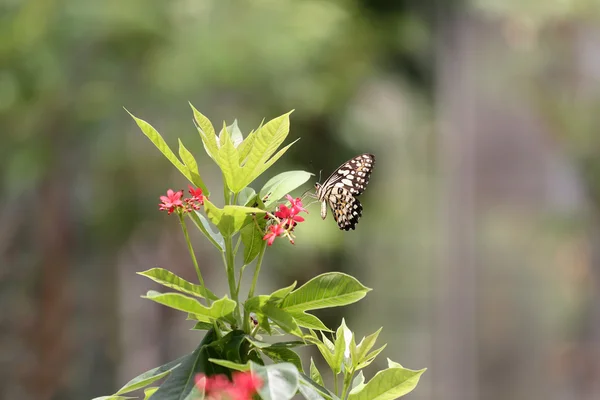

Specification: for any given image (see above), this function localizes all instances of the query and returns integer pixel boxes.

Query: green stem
[341,370,354,400]
[334,374,339,396]
[223,235,241,326]
[247,241,267,299]
[178,214,210,305]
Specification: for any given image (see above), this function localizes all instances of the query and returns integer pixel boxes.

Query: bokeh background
[3,0,600,399]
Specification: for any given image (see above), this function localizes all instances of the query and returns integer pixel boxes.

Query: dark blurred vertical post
[433,4,478,400]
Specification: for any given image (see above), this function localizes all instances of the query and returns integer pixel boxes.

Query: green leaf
[240,218,266,265]
[356,344,387,370]
[244,295,270,313]
[347,367,426,400]
[192,321,213,331]
[238,126,258,164]
[144,291,236,322]
[261,347,303,371]
[151,330,230,400]
[248,139,300,185]
[387,359,403,369]
[291,311,331,331]
[138,268,218,300]
[260,170,313,208]
[115,355,185,395]
[204,199,266,237]
[310,358,324,387]
[354,328,383,366]
[144,387,158,400]
[208,359,251,372]
[91,397,135,400]
[251,362,299,400]
[237,187,257,206]
[178,139,207,191]
[262,304,302,337]
[217,123,243,192]
[126,110,209,195]
[190,103,219,161]
[282,273,371,313]
[350,371,365,394]
[298,373,338,400]
[332,324,346,375]
[270,281,297,301]
[227,119,244,147]
[188,210,224,251]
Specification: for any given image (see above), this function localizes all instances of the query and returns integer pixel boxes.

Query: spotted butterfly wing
[315,153,375,230]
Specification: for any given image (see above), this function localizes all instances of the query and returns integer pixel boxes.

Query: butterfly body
[315,153,375,230]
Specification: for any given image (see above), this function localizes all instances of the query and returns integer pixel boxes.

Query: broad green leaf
[208,359,251,371]
[238,126,258,164]
[188,210,224,251]
[262,304,302,337]
[298,384,327,400]
[387,359,403,369]
[270,281,297,301]
[240,218,266,265]
[151,330,230,399]
[260,170,313,208]
[310,358,324,386]
[261,347,303,371]
[143,387,158,400]
[190,103,219,161]
[251,362,299,400]
[115,355,185,395]
[244,295,270,312]
[347,367,426,400]
[282,273,371,313]
[178,139,207,191]
[144,291,236,321]
[137,268,218,300]
[127,110,209,195]
[204,199,265,237]
[291,311,331,331]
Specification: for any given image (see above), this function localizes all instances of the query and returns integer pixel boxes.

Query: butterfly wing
[327,186,363,230]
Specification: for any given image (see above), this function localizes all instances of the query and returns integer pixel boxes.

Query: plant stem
[223,235,241,326]
[178,214,210,305]
[334,374,339,396]
[247,241,267,299]
[341,370,354,400]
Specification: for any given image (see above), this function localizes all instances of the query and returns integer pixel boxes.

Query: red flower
[195,372,262,400]
[286,194,308,215]
[263,222,286,246]
[159,189,184,214]
[188,185,205,205]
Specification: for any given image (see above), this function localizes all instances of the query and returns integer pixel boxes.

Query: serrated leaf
[282,272,371,313]
[347,367,426,400]
[260,170,313,208]
[251,362,299,400]
[188,210,224,251]
[204,199,266,237]
[178,139,206,191]
[190,103,219,161]
[144,291,236,322]
[137,268,218,300]
[310,358,324,386]
[261,346,303,371]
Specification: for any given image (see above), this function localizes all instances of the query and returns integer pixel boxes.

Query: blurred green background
[3,0,600,399]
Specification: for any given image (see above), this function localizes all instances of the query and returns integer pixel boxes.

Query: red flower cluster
[159,185,205,215]
[263,195,308,246]
[194,371,262,400]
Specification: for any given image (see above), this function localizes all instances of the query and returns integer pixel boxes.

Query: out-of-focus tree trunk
[434,7,479,400]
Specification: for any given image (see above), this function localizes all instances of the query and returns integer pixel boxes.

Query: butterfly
[314,153,375,230]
